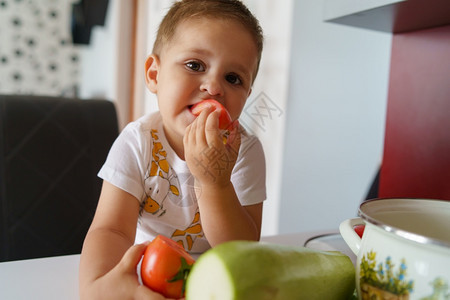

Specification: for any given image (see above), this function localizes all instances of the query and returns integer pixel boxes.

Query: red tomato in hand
[191,99,232,130]
[141,235,195,299]
[354,225,365,238]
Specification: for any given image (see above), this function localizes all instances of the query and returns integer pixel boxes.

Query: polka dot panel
[0,0,81,96]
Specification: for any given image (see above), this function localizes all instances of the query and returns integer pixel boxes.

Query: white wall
[278,0,392,234]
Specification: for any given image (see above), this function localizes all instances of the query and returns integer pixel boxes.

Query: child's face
[145,17,258,149]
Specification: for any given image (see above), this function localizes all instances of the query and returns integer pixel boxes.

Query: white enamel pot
[340,198,450,300]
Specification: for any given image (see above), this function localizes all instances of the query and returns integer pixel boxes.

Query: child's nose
[200,76,224,97]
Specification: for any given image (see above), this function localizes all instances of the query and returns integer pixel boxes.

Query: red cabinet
[379,25,450,200]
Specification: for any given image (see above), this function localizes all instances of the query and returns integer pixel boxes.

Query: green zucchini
[185,241,355,300]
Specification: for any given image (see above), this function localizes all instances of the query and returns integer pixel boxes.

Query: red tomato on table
[191,99,232,130]
[141,235,195,298]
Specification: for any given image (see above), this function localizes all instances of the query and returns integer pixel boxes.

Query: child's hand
[184,107,240,189]
[135,285,179,300]
[85,243,176,300]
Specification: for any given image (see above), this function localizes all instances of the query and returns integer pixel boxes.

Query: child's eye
[185,61,205,72]
[225,73,242,85]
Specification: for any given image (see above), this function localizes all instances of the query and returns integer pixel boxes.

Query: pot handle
[339,217,364,255]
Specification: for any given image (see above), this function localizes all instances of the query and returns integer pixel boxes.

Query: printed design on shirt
[142,129,180,217]
[172,210,204,251]
[142,129,205,251]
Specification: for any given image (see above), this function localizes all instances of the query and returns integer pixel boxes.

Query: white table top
[0,230,351,300]
[0,254,81,300]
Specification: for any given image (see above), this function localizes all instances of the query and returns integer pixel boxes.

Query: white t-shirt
[98,112,266,253]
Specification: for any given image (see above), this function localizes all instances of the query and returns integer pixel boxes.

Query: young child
[79,0,266,299]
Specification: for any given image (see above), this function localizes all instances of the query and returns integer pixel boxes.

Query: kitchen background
[0,0,391,237]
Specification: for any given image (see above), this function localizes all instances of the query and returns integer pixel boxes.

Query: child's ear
[144,54,160,93]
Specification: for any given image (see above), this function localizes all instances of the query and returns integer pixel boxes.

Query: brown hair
[152,0,264,80]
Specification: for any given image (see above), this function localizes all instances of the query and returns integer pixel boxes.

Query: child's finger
[135,285,170,300]
[190,106,211,145]
[195,105,212,124]
[205,109,220,130]
[118,242,149,272]
[184,118,196,147]
[225,119,239,145]
[226,120,241,155]
[204,110,222,147]
[195,106,213,143]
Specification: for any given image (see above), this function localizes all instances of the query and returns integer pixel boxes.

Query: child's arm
[196,182,263,246]
[184,109,263,246]
[79,182,173,299]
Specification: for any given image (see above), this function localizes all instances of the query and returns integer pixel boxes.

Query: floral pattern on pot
[419,277,449,300]
[360,250,414,300]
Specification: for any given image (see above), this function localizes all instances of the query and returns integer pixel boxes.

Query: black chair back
[0,95,118,261]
